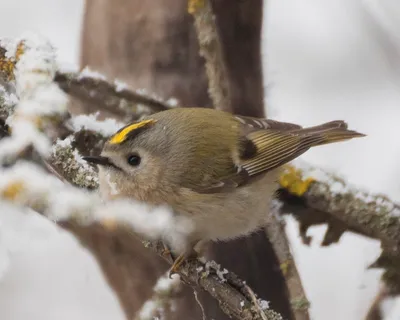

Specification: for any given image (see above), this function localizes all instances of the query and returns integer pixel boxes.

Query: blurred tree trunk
[78,0,294,319]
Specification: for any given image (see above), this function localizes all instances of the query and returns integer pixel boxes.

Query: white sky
[0,0,400,319]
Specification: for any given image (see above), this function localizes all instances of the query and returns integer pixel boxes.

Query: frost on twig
[278,162,400,252]
[54,69,176,120]
[0,162,192,250]
[135,273,181,320]
[278,162,400,294]
[50,113,124,188]
[51,136,99,189]
[0,34,69,163]
[0,86,17,120]
[145,242,284,320]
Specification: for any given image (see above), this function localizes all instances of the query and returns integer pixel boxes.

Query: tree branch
[54,71,172,119]
[146,241,284,320]
[277,164,400,297]
[278,164,400,256]
[188,0,232,112]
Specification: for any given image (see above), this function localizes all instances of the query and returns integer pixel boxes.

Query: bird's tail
[291,120,366,146]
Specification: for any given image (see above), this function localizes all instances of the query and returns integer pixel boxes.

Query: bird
[83,107,365,273]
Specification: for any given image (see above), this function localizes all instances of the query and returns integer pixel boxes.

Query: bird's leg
[168,241,201,278]
[161,242,172,258]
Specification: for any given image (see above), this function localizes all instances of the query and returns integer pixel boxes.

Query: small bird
[83,107,364,273]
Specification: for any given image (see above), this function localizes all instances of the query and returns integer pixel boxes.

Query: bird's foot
[168,249,198,278]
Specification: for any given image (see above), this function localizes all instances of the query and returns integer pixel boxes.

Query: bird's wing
[194,116,364,193]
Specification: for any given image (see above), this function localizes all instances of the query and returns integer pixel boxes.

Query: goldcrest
[83,107,364,271]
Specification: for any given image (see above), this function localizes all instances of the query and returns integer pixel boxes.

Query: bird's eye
[127,154,141,166]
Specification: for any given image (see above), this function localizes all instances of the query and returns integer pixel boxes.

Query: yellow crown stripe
[109,119,156,144]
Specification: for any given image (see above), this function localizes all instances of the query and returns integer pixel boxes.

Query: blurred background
[0,0,399,319]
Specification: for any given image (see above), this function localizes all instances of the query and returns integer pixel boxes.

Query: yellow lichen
[1,180,25,200]
[188,0,205,14]
[0,57,15,81]
[279,165,315,196]
[280,259,292,276]
[15,41,25,61]
[291,297,310,310]
[0,41,25,81]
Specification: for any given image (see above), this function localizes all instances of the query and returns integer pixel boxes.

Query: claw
[168,254,186,278]
[161,248,171,258]
[161,242,175,263]
[166,241,203,278]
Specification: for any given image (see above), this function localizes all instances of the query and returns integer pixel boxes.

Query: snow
[154,274,180,293]
[292,160,400,218]
[138,273,180,319]
[0,119,51,159]
[166,97,179,107]
[68,112,124,136]
[0,32,68,160]
[203,260,228,283]
[0,162,192,249]
[0,86,18,111]
[138,300,158,320]
[72,148,93,172]
[259,299,270,310]
[54,135,74,148]
[114,79,128,92]
[77,66,107,81]
[17,84,68,116]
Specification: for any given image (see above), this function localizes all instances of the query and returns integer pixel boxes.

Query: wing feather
[193,117,364,193]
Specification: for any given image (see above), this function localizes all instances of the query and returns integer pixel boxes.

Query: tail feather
[292,120,366,147]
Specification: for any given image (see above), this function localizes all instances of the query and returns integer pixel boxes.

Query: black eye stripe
[127,154,141,166]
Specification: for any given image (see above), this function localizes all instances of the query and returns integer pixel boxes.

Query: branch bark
[54,71,171,119]
[278,164,400,256]
[189,0,232,112]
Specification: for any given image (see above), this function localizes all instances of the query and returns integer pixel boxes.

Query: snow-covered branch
[135,273,181,320]
[278,163,400,253]
[54,69,175,120]
[277,163,400,295]
[145,241,284,320]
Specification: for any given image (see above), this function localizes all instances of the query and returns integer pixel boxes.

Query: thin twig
[245,284,269,320]
[265,211,310,319]
[145,241,283,320]
[194,289,207,320]
[188,0,231,112]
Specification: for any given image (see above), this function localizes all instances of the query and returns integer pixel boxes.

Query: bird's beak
[82,156,113,167]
